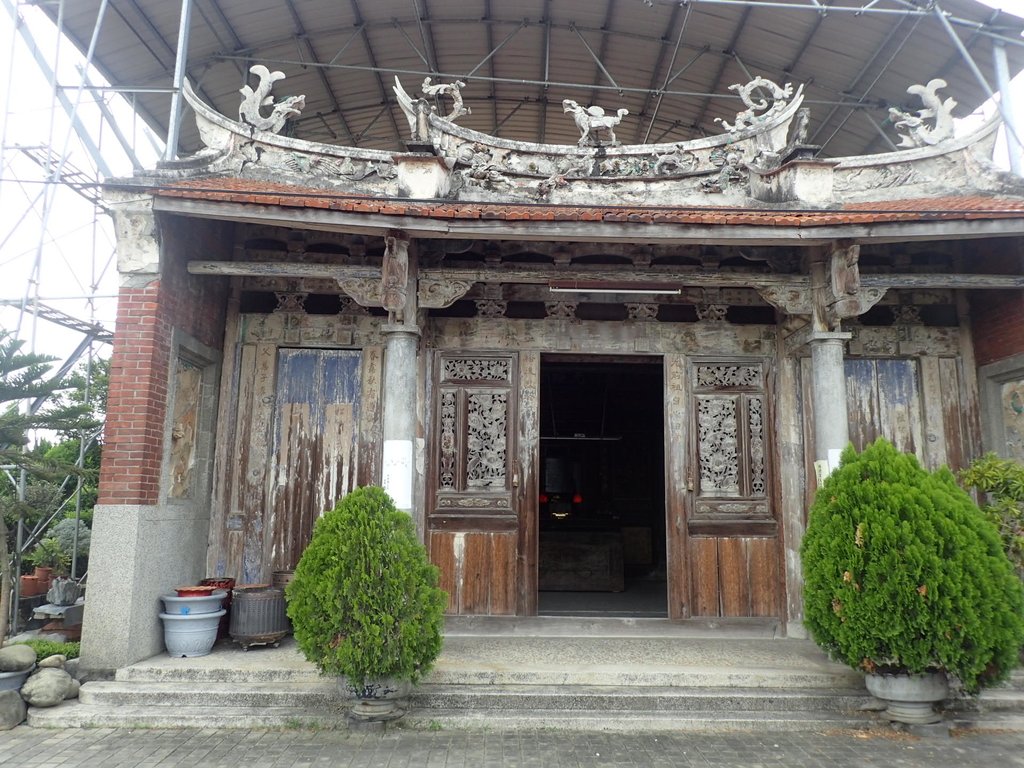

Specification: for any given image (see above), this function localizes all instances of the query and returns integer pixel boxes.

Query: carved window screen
[432,354,517,517]
[689,361,773,534]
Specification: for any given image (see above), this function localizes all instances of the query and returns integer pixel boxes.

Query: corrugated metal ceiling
[39,0,1024,158]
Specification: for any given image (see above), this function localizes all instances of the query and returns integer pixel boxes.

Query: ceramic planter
[159,609,227,657]
[161,590,227,615]
[343,677,411,722]
[0,664,35,692]
[865,670,949,724]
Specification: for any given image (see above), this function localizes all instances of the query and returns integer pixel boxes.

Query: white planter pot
[865,671,949,724]
[159,609,226,657]
[161,590,227,615]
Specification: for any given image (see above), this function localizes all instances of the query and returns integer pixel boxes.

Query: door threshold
[444,615,781,639]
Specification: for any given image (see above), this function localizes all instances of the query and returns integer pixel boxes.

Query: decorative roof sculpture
[143,66,1018,210]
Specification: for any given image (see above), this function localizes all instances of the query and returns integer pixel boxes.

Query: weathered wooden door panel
[268,349,362,571]
[428,353,519,616]
[688,536,780,617]
[683,359,781,619]
[833,356,973,472]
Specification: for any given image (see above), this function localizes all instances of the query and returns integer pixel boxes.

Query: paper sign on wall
[382,439,413,510]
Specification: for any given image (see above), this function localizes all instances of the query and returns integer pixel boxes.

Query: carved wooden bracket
[418,278,475,309]
[382,231,411,323]
[757,286,812,316]
[337,277,383,307]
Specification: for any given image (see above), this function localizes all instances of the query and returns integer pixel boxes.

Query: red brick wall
[98,215,231,505]
[968,239,1024,368]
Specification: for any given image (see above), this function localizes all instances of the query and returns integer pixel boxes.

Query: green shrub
[960,453,1024,581]
[801,438,1024,693]
[13,639,80,660]
[285,486,446,692]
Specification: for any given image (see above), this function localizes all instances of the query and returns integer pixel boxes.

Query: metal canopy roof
[41,0,1024,159]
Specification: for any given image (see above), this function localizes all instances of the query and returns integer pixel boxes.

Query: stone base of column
[80,504,211,676]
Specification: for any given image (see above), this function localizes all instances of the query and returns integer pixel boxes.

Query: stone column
[809,331,852,464]
[380,233,420,515]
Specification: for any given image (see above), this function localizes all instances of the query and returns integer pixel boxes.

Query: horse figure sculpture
[562,100,629,147]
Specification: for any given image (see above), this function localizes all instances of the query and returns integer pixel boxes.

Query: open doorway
[538,355,666,617]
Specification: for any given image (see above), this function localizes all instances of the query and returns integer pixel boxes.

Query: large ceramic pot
[343,677,411,722]
[159,609,227,657]
[865,670,949,724]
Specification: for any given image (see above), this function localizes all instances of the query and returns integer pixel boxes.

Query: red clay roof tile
[147,178,1024,228]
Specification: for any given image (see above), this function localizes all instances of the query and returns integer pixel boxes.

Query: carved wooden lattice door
[683,359,781,618]
[428,352,521,615]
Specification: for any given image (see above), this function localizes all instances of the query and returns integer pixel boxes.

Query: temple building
[79,32,1024,674]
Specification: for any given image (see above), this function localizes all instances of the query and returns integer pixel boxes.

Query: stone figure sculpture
[888,79,957,148]
[238,65,305,134]
[562,100,629,146]
[421,77,471,122]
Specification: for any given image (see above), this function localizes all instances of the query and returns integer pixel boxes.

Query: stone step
[28,702,344,730]
[409,684,875,713]
[76,679,873,714]
[80,680,343,709]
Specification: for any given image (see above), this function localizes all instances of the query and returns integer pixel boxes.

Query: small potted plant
[286,486,446,723]
[801,438,1024,724]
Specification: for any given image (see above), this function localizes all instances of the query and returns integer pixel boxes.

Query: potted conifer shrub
[801,438,1024,724]
[286,486,446,723]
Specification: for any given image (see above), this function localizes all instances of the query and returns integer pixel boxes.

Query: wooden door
[268,348,362,570]
[427,352,522,615]
[677,358,781,618]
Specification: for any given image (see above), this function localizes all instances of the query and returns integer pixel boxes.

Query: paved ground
[3,725,1024,767]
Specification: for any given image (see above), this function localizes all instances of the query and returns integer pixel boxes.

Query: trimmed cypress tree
[285,486,447,691]
[801,438,1024,693]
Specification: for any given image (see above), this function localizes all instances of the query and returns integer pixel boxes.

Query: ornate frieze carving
[695,364,762,389]
[545,301,578,321]
[695,303,729,322]
[888,79,956,148]
[238,65,305,134]
[273,291,307,313]
[701,147,746,193]
[748,397,766,496]
[562,100,629,147]
[475,299,507,318]
[757,287,811,316]
[891,305,922,324]
[443,357,512,382]
[654,147,698,175]
[626,303,659,321]
[716,77,795,134]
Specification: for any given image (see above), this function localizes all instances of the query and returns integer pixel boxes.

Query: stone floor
[4,725,1024,767]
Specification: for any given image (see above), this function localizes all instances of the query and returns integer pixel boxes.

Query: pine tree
[801,438,1024,692]
[0,330,95,646]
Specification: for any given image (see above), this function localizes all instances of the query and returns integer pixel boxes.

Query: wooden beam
[189,260,1024,291]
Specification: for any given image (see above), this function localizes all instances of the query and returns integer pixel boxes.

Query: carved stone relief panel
[169,360,203,499]
[1001,378,1024,460]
